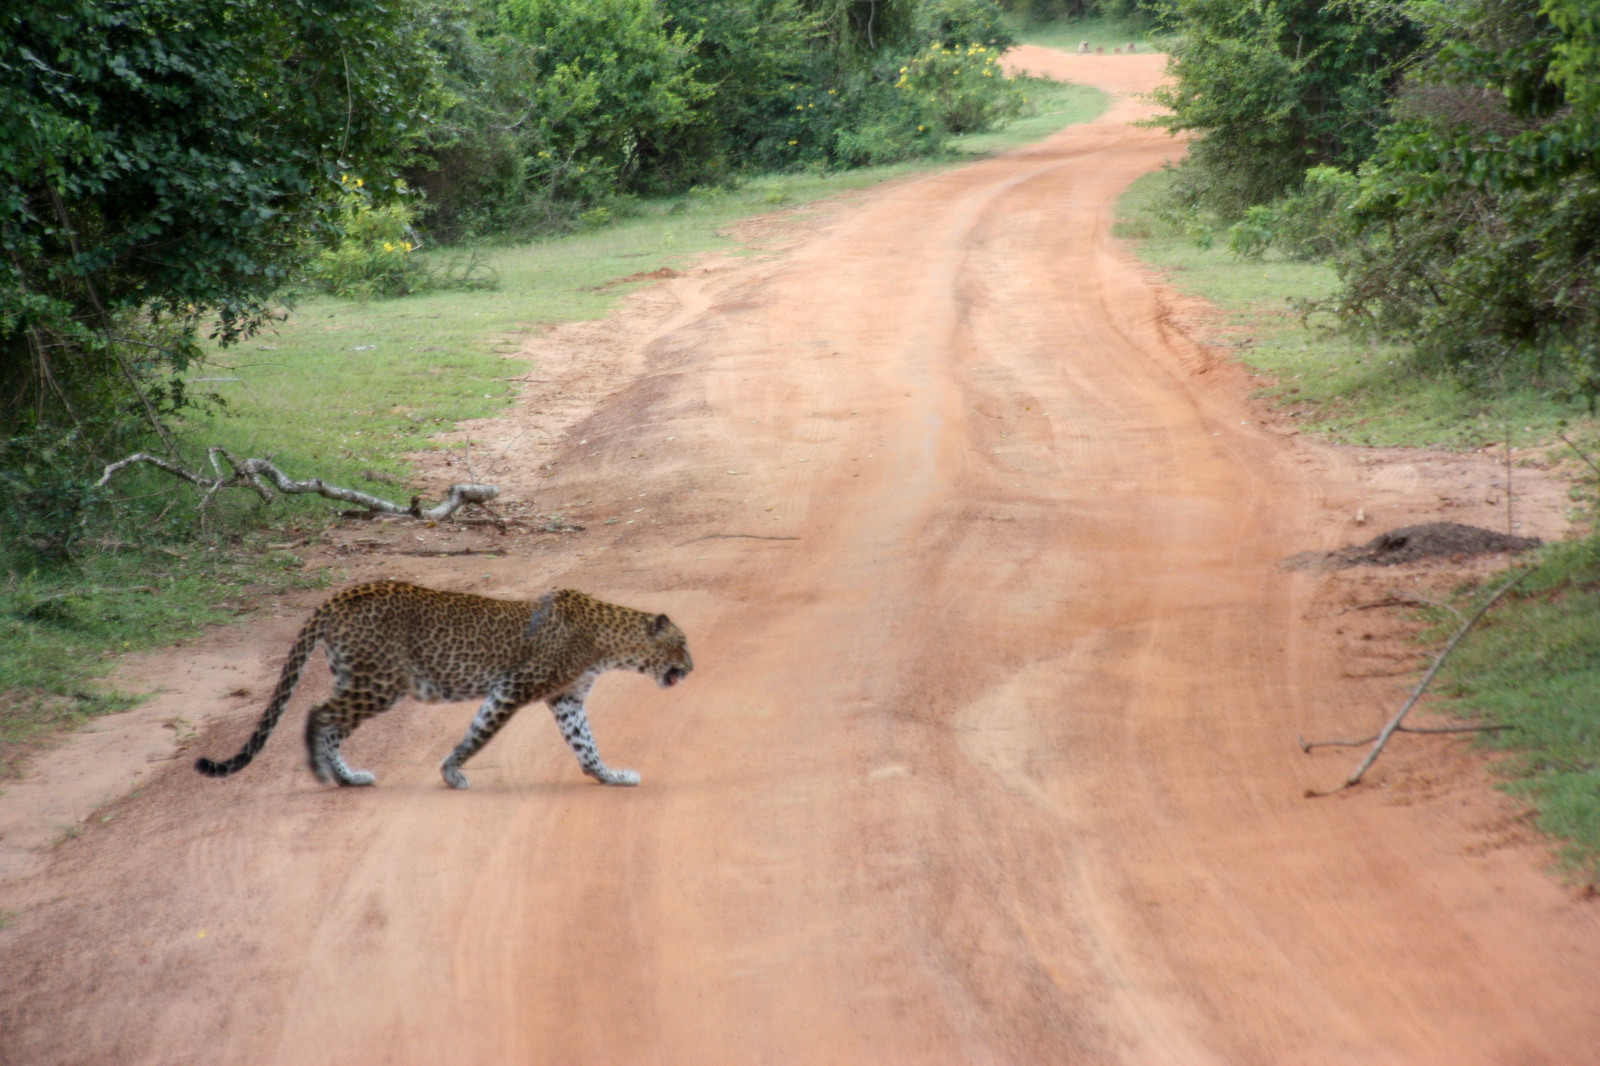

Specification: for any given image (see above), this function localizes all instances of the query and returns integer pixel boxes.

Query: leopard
[194,580,692,789]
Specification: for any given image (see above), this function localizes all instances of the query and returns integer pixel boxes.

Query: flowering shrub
[894,43,1024,135]
[307,176,431,300]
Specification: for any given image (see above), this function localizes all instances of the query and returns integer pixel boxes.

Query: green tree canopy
[1326,0,1600,387]
[1151,0,1422,215]
[1,0,436,441]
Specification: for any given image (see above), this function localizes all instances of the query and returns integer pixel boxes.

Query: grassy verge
[1011,13,1169,54]
[0,553,322,777]
[1115,164,1600,883]
[955,76,1107,156]
[1113,168,1585,450]
[0,82,1110,779]
[1434,540,1600,883]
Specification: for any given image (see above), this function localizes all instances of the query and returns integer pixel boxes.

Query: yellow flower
[788,139,798,146]
[402,241,413,252]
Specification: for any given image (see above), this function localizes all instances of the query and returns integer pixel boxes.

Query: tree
[1322,0,1600,390]
[1,0,437,552]
[1150,0,1422,216]
[1,0,435,433]
[498,0,711,200]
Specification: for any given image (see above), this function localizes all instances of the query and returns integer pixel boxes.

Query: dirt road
[4,50,1599,1065]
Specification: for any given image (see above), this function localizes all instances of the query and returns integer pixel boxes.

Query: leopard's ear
[525,592,556,638]
[651,613,672,637]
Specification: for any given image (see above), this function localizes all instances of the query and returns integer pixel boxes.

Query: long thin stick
[1308,568,1529,796]
[1298,722,1514,752]
[1505,418,1514,539]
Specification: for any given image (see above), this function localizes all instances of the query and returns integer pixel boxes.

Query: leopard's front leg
[549,692,639,786]
[439,686,524,790]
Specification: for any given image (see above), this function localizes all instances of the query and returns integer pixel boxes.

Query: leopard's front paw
[597,767,640,787]
[440,760,469,790]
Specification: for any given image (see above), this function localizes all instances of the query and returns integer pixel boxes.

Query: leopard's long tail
[195,612,325,778]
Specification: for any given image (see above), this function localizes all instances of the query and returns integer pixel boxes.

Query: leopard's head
[641,612,693,689]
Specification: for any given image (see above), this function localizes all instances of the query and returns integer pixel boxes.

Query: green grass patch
[1,546,322,778]
[1435,543,1600,883]
[952,76,1108,156]
[1114,168,1591,450]
[1012,13,1170,54]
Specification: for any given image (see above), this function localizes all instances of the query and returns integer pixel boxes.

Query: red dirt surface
[3,50,1598,1065]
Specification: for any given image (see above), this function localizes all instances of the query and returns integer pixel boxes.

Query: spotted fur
[194,581,692,789]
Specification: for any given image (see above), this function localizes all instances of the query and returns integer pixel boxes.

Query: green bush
[1149,0,1422,219]
[919,0,1016,49]
[308,177,430,299]
[501,0,710,198]
[1223,165,1359,260]
[1308,0,1600,396]
[895,42,1027,134]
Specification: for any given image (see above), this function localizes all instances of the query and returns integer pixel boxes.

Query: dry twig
[1305,568,1529,797]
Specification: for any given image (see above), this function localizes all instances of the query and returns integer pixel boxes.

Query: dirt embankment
[2,48,1598,1066]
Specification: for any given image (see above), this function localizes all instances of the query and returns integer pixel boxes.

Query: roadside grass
[1011,13,1169,53]
[1433,538,1600,884]
[1115,167,1600,883]
[955,76,1108,156]
[1,85,1110,779]
[1113,168,1586,451]
[0,548,321,777]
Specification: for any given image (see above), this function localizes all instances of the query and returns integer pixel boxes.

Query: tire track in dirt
[3,50,1599,1066]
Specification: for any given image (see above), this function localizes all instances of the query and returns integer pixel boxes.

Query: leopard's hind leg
[302,640,406,781]
[304,646,403,786]
[305,692,392,786]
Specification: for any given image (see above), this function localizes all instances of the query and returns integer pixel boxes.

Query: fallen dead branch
[21,585,159,616]
[1298,722,1514,752]
[1305,569,1529,798]
[98,448,499,521]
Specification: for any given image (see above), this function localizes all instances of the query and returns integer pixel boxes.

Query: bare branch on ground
[1304,568,1529,797]
[97,449,499,521]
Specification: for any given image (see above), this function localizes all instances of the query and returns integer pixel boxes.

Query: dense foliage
[1,0,437,553]
[1001,0,1156,26]
[1150,0,1423,216]
[1325,0,1600,394]
[1155,0,1599,403]
[405,0,1025,240]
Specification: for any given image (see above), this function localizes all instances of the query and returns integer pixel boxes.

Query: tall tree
[1,0,436,443]
[1326,0,1600,387]
[1151,0,1422,215]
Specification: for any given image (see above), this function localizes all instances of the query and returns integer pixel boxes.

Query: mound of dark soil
[1305,522,1542,569]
